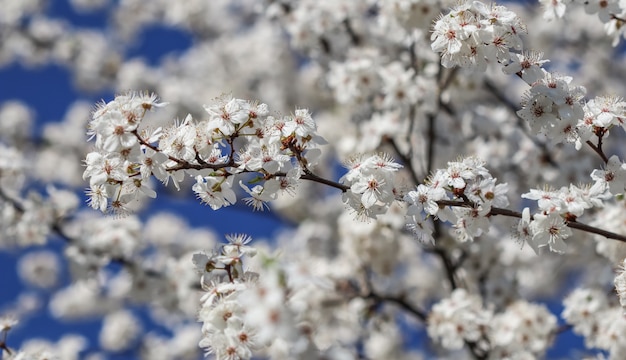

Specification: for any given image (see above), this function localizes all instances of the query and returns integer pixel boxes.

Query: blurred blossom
[0,101,33,144]
[99,310,142,352]
[18,250,61,289]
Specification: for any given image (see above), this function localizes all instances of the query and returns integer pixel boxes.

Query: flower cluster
[429,290,557,356]
[99,310,142,352]
[591,202,626,263]
[489,301,557,358]
[266,0,369,57]
[193,234,259,359]
[519,183,608,253]
[327,48,383,106]
[432,1,626,154]
[615,259,626,310]
[193,234,321,359]
[579,96,626,144]
[82,92,166,213]
[327,51,422,111]
[83,92,327,214]
[462,10,626,156]
[0,186,79,248]
[0,314,18,334]
[515,69,587,146]
[590,155,626,195]
[562,287,626,356]
[430,0,526,71]
[427,289,491,351]
[404,157,508,244]
[339,153,403,219]
[539,0,626,45]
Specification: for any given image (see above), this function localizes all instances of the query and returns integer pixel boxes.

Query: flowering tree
[3,0,626,359]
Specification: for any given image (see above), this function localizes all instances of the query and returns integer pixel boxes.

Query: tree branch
[437,199,626,243]
[365,290,428,322]
[585,139,609,164]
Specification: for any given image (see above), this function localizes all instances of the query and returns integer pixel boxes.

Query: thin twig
[585,139,609,164]
[365,291,428,322]
[388,138,421,186]
[437,199,626,243]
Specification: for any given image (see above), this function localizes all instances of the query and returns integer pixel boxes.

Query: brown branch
[0,328,12,356]
[365,291,428,322]
[299,172,349,192]
[566,220,626,242]
[387,138,421,186]
[585,139,609,164]
[133,127,352,192]
[434,247,459,289]
[610,14,626,22]
[437,199,626,243]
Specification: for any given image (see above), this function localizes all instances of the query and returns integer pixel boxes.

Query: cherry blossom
[5,0,626,359]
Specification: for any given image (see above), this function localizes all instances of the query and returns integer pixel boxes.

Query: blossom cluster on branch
[4,0,626,359]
